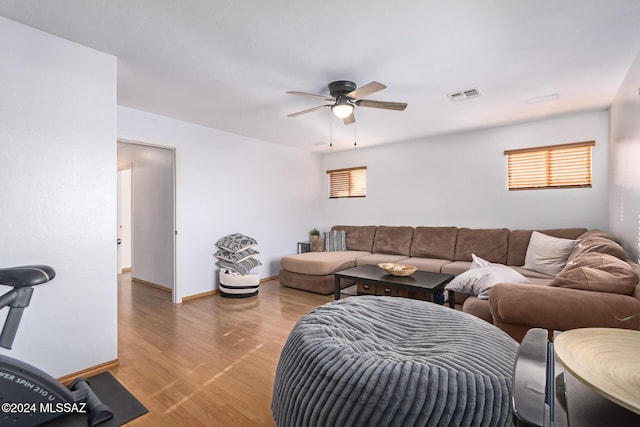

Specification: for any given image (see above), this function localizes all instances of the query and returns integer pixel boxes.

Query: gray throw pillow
[324,230,346,252]
[216,233,257,253]
[218,257,262,275]
[214,248,259,263]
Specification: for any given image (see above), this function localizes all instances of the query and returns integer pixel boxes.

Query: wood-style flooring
[112,273,333,426]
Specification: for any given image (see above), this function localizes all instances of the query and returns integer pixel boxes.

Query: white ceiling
[2,0,640,152]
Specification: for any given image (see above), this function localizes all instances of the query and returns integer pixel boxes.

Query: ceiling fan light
[331,101,354,119]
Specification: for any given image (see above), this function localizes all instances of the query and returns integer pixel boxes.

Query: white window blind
[327,166,367,198]
[504,141,594,190]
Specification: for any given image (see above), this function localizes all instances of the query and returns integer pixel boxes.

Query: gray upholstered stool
[272,296,518,426]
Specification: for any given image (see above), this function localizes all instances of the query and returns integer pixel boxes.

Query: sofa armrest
[489,283,640,342]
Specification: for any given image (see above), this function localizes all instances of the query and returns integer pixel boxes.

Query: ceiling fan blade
[356,99,408,111]
[286,91,334,101]
[343,112,356,125]
[287,105,330,117]
[347,81,386,100]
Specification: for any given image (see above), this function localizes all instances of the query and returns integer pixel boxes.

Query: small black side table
[297,241,311,254]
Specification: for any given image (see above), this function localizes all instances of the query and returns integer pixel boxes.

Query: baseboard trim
[121,267,132,272]
[181,276,278,302]
[57,359,119,385]
[132,277,172,293]
[182,289,220,302]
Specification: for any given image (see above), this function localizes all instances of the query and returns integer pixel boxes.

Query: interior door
[117,167,132,274]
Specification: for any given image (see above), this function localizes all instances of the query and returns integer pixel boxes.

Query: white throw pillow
[471,253,497,269]
[523,231,579,276]
[445,265,530,300]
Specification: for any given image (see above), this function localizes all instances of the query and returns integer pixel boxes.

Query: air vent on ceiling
[447,87,482,102]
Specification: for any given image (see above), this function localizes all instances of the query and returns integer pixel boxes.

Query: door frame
[117,164,132,274]
[117,138,180,303]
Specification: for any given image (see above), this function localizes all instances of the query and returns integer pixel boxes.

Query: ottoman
[272,296,519,426]
[279,251,369,294]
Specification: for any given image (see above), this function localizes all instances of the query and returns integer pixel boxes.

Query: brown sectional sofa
[279,225,640,341]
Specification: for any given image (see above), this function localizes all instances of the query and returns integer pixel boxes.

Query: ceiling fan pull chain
[354,122,357,148]
[329,113,333,149]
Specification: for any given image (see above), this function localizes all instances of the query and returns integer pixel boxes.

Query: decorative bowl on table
[378,263,417,276]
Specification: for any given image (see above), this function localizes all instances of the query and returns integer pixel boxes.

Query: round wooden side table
[554,327,640,415]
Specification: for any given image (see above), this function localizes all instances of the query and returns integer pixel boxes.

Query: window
[327,166,366,198]
[504,141,594,190]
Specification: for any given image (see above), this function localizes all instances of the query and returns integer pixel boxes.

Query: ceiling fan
[286,80,408,125]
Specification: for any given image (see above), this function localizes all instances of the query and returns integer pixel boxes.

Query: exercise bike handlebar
[0,265,56,349]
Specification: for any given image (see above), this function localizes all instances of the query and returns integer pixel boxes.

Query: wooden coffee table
[334,264,455,308]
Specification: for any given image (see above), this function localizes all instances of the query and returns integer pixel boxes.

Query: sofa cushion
[577,229,615,240]
[332,225,377,252]
[441,261,472,276]
[410,226,458,260]
[462,297,493,323]
[279,269,353,295]
[454,228,509,263]
[402,257,452,273]
[371,225,414,256]
[568,236,627,262]
[355,254,410,266]
[526,276,555,286]
[506,228,587,266]
[523,231,579,276]
[490,282,640,342]
[549,253,639,295]
[510,266,555,280]
[280,251,369,276]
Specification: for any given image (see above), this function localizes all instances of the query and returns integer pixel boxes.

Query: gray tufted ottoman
[272,296,518,426]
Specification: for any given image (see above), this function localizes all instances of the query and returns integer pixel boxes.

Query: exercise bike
[0,265,113,426]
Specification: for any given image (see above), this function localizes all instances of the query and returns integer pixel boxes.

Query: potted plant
[310,228,320,239]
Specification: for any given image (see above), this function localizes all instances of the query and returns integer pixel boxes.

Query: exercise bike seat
[0,265,55,288]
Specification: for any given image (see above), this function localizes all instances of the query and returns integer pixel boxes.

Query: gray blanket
[272,296,518,427]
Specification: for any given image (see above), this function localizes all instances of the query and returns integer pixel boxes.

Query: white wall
[322,111,610,232]
[117,106,323,299]
[118,142,174,289]
[0,17,117,376]
[609,50,640,262]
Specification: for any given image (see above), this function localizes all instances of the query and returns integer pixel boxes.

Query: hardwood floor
[112,273,333,426]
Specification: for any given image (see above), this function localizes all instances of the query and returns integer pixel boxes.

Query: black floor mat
[43,372,148,426]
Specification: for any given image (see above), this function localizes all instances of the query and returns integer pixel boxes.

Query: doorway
[117,166,132,274]
[117,140,177,302]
